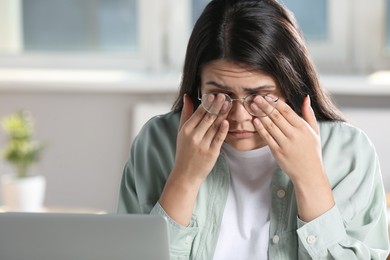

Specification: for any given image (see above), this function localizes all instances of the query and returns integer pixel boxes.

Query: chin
[225,137,264,151]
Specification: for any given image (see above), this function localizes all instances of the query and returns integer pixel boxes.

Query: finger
[179,94,194,131]
[252,109,287,146]
[195,94,228,135]
[204,95,230,136]
[301,95,320,134]
[249,95,278,117]
[201,94,230,115]
[182,95,214,132]
[253,117,280,149]
[203,110,229,145]
[260,99,306,137]
[269,98,303,128]
[209,120,229,151]
[184,93,229,132]
[251,97,292,139]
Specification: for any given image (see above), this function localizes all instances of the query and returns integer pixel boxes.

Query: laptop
[0,212,170,260]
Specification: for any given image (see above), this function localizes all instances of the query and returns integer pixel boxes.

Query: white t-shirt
[213,143,277,260]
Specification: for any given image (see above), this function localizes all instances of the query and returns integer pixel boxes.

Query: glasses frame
[197,89,279,117]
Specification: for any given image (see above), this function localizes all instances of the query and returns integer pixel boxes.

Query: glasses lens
[244,95,279,117]
[201,93,231,115]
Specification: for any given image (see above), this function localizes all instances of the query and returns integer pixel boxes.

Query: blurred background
[0,0,389,213]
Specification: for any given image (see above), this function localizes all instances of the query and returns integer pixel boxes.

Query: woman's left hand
[251,95,334,221]
[252,95,323,183]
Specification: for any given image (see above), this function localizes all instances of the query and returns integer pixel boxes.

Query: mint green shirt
[117,111,389,259]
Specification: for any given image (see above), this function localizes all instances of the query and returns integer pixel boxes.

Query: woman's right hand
[159,94,229,226]
[172,94,229,184]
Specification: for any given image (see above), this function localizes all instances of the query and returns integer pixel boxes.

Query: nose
[228,99,253,122]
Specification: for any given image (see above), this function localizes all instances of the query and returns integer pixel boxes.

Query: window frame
[368,0,390,72]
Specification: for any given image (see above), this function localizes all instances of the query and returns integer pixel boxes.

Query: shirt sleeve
[116,113,199,259]
[117,158,199,259]
[117,157,200,259]
[296,125,389,259]
[151,203,199,259]
[297,204,388,259]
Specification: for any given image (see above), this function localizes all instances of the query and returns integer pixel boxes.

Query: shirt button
[272,235,280,244]
[276,189,286,198]
[185,235,192,244]
[307,235,317,244]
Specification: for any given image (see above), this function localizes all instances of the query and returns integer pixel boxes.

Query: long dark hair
[172,0,344,121]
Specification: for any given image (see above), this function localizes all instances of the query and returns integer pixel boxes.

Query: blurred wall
[0,88,174,213]
[0,83,389,213]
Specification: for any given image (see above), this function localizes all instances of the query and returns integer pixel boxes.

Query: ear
[302,95,319,134]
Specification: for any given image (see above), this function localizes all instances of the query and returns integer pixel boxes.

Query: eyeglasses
[198,90,279,117]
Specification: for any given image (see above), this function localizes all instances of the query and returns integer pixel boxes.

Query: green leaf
[1,110,44,178]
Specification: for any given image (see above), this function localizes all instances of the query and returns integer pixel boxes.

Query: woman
[117,0,389,259]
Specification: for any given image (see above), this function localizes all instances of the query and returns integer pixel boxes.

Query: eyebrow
[205,81,276,92]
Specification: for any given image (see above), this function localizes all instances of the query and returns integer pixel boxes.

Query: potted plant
[0,110,46,212]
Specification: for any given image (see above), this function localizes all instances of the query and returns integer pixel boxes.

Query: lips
[229,130,254,133]
[228,130,256,138]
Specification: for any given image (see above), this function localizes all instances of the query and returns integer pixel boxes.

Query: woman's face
[200,59,282,151]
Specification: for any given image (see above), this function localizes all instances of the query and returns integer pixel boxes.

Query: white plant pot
[1,174,46,212]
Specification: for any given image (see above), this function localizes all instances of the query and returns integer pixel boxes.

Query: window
[282,0,328,42]
[281,0,353,73]
[192,0,210,25]
[22,0,138,53]
[0,0,160,70]
[0,0,390,74]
